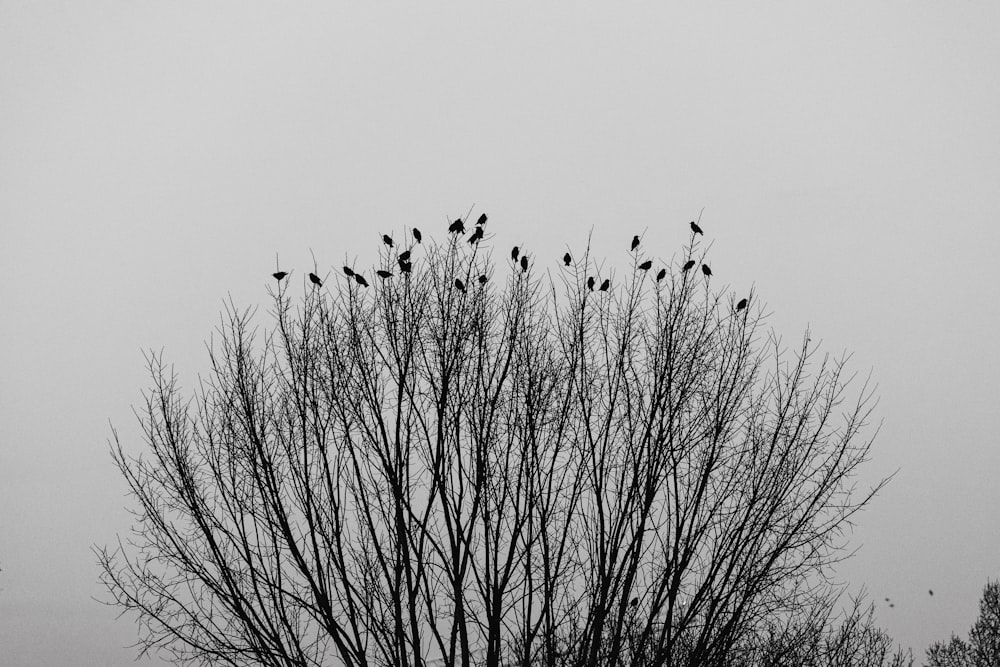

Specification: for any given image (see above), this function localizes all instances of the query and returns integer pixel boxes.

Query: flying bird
[454,278,466,292]
[448,218,465,234]
[638,260,652,271]
[631,235,640,251]
[563,252,572,266]
[511,246,520,261]
[343,266,355,277]
[690,221,703,235]
[412,228,422,244]
[478,274,487,285]
[382,234,393,247]
[701,264,712,277]
[398,250,411,262]
[309,273,323,287]
[354,274,369,287]
[272,271,288,281]
[477,213,488,226]
[376,270,392,279]
[587,276,595,291]
[682,260,696,272]
[929,590,934,596]
[656,268,666,282]
[520,255,528,272]
[736,298,748,311]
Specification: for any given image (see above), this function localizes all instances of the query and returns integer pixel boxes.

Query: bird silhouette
[682,260,696,272]
[520,255,528,272]
[511,246,519,261]
[929,590,934,596]
[382,234,393,247]
[448,218,465,234]
[656,268,666,282]
[599,279,610,291]
[354,274,369,287]
[631,235,640,251]
[736,298,748,311]
[454,278,466,292]
[478,274,487,285]
[701,264,712,277]
[587,276,595,291]
[477,213,488,226]
[690,221,703,235]
[413,228,422,244]
[309,273,323,287]
[638,260,652,271]
[343,266,355,277]
[398,250,411,262]
[469,226,484,244]
[399,261,412,274]
[376,270,392,279]
[630,597,638,608]
[272,271,288,281]
[563,252,572,266]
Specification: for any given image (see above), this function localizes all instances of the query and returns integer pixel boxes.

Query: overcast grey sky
[2,2,999,664]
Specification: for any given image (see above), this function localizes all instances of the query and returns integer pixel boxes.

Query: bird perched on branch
[469,226,484,244]
[599,279,610,291]
[682,260,696,272]
[382,234,393,247]
[511,246,519,261]
[399,261,412,274]
[736,298,748,311]
[354,273,369,287]
[563,253,572,266]
[343,266,355,277]
[690,221,703,235]
[701,264,712,277]
[631,235,640,251]
[454,278,466,292]
[478,274,487,285]
[398,250,411,262]
[412,228,422,244]
[309,273,323,287]
[376,270,392,279]
[520,255,528,272]
[638,260,652,271]
[656,268,666,282]
[448,218,465,234]
[477,213,487,226]
[587,276,595,291]
[272,271,288,281]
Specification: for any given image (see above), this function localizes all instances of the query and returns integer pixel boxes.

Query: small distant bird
[309,273,323,287]
[412,228,422,244]
[631,235,640,251]
[701,264,712,277]
[376,270,392,279]
[682,260,696,272]
[354,274,369,288]
[478,274,487,285]
[398,250,411,262]
[889,603,895,608]
[736,298,748,311]
[382,234,393,247]
[520,255,528,272]
[343,266,355,277]
[563,252,572,266]
[630,597,638,608]
[511,246,520,261]
[690,221,703,235]
[587,276,595,291]
[454,278,466,292]
[469,226,484,244]
[448,218,465,234]
[638,260,652,271]
[599,279,610,291]
[272,271,288,281]
[477,213,488,226]
[656,268,666,282]
[929,590,934,596]
[399,261,412,274]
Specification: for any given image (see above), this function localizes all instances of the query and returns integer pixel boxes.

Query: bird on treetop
[563,252,572,266]
[382,234,393,247]
[736,298,748,311]
[376,270,392,279]
[690,220,704,235]
[399,261,412,274]
[448,218,465,234]
[354,273,369,287]
[272,271,288,281]
[477,213,487,226]
[587,276,595,291]
[656,268,666,282]
[702,264,712,277]
[398,250,411,262]
[599,278,610,291]
[412,228,422,244]
[469,226,484,244]
[511,246,519,261]
[638,260,652,271]
[343,266,355,277]
[454,278,465,292]
[309,273,323,287]
[630,597,638,607]
[682,259,696,272]
[631,235,640,251]
[520,255,528,272]
[478,274,487,285]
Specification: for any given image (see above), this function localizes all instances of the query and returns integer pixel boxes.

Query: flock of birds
[270,217,749,312]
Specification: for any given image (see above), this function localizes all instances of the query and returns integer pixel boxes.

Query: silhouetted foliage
[926,581,1000,667]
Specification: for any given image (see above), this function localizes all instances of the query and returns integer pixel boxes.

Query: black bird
[376,270,392,279]
[520,255,528,272]
[354,274,369,288]
[309,273,323,287]
[343,266,355,277]
[468,226,484,244]
[399,261,412,274]
[511,246,520,261]
[690,221,704,235]
[630,597,639,608]
[656,268,666,282]
[382,234,393,247]
[448,218,465,234]
[563,252,572,266]
[272,271,288,281]
[587,276,595,291]
[929,590,934,596]
[398,250,411,262]
[454,278,466,292]
[413,228,422,244]
[599,279,610,291]
[478,274,487,285]
[638,260,652,271]
[736,298,748,311]
[477,213,488,226]
[682,260,696,272]
[631,235,640,251]
[701,264,712,277]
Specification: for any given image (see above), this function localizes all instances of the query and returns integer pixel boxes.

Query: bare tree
[98,224,896,666]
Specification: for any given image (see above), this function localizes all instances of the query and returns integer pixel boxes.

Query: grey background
[1,3,998,664]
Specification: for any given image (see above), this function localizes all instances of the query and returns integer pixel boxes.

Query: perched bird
[511,246,520,261]
[399,261,412,274]
[343,266,355,277]
[587,276,595,291]
[354,273,369,287]
[309,273,323,287]
[631,235,640,251]
[448,218,465,234]
[682,260,696,272]
[398,250,411,262]
[520,255,528,272]
[630,597,638,608]
[412,228,422,244]
[382,234,393,247]
[656,268,666,282]
[478,274,487,285]
[477,212,488,226]
[690,220,704,235]
[272,271,288,281]
[599,278,610,291]
[638,260,652,271]
[454,278,466,292]
[701,264,712,277]
[376,270,392,279]
[468,226,484,244]
[563,252,572,266]
[736,298,748,311]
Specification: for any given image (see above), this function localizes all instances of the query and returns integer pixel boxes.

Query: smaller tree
[926,580,1000,667]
